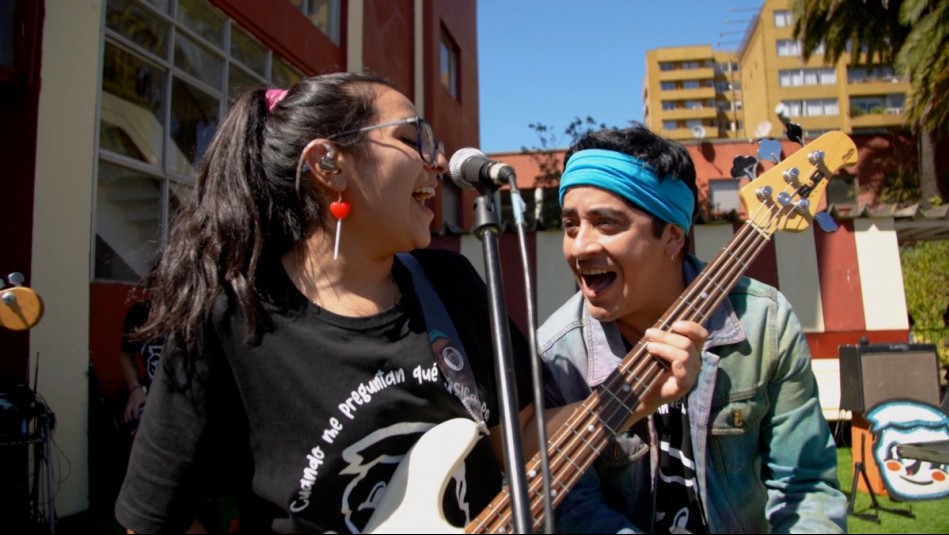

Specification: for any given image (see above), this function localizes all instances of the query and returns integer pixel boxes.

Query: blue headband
[559,149,694,233]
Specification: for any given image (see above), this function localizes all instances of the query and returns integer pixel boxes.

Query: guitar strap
[397,253,488,434]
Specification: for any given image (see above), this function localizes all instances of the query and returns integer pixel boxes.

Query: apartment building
[643,0,912,142]
[643,45,743,141]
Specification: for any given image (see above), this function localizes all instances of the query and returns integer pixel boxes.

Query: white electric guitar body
[363,418,477,533]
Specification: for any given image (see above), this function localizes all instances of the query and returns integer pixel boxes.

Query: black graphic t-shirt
[654,399,707,534]
[115,249,534,534]
[121,301,164,387]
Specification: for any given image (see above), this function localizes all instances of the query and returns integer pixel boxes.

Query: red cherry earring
[329,193,350,260]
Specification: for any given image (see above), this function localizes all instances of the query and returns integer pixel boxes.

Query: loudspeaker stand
[847,434,915,522]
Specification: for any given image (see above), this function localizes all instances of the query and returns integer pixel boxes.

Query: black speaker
[839,343,941,413]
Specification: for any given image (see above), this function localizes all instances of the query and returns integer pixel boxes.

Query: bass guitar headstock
[1,272,44,331]
[737,131,857,236]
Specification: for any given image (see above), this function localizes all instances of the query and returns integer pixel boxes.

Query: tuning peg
[793,199,811,215]
[782,167,800,185]
[755,185,774,202]
[814,211,838,232]
[784,122,804,147]
[2,272,25,305]
[730,155,757,180]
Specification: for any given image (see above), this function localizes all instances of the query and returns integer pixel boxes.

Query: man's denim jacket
[539,255,847,533]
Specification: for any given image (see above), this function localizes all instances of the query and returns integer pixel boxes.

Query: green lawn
[838,447,949,534]
[57,447,949,533]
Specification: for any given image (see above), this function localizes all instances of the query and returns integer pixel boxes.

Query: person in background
[540,124,846,533]
[114,73,701,534]
[118,299,162,434]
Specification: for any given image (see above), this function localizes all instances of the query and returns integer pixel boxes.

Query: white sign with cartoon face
[866,399,949,501]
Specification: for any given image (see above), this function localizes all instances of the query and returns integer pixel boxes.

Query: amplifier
[838,343,941,413]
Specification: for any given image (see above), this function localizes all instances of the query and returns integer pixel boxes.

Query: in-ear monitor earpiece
[318,143,338,172]
[319,156,337,171]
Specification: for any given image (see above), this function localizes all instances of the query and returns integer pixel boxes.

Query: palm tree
[791,0,947,208]
[897,0,949,205]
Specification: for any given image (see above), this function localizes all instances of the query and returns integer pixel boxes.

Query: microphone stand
[470,183,532,534]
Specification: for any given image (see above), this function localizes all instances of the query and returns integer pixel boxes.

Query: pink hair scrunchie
[264,88,289,112]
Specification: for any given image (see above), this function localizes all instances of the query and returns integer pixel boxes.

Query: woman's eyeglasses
[328,116,439,165]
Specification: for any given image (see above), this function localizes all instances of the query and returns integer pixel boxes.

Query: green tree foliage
[520,116,612,187]
[897,0,949,140]
[791,0,948,208]
[900,239,949,370]
[516,117,615,228]
[792,0,909,65]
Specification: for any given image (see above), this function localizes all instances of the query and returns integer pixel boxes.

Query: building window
[715,61,737,74]
[96,0,302,282]
[805,68,835,85]
[660,81,676,91]
[662,101,677,111]
[440,29,459,99]
[682,80,701,89]
[773,10,792,28]
[292,0,341,45]
[807,99,836,116]
[850,94,905,116]
[779,69,802,87]
[779,67,837,87]
[659,62,675,71]
[781,98,839,117]
[662,120,678,130]
[776,39,801,57]
[709,179,741,214]
[847,65,898,83]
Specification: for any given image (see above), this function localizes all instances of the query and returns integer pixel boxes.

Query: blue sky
[476,0,761,153]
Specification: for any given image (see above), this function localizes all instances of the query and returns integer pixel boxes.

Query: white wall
[692,223,733,264]
[534,230,576,323]
[854,218,908,331]
[811,358,851,422]
[775,228,824,332]
[32,0,104,516]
